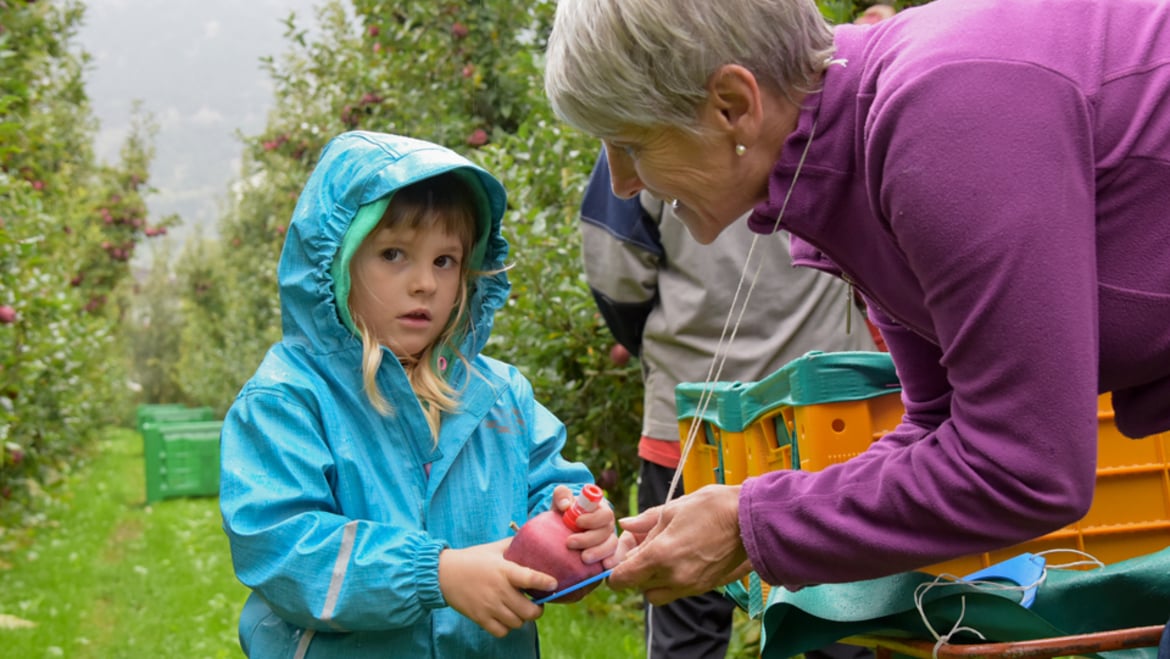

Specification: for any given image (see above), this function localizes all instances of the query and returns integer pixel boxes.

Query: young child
[219,131,617,658]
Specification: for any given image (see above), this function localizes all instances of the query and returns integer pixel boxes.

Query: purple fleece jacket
[742,0,1170,589]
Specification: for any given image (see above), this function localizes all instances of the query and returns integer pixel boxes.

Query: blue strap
[960,552,1047,608]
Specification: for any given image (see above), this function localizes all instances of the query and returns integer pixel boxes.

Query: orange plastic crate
[678,353,1170,577]
[677,351,903,493]
[745,390,905,476]
[926,394,1170,575]
[677,418,756,491]
[738,391,1170,576]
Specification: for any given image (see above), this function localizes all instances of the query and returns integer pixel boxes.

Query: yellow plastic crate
[677,351,902,493]
[678,417,753,491]
[677,379,756,492]
[744,390,905,477]
[677,352,1170,580]
[926,394,1170,575]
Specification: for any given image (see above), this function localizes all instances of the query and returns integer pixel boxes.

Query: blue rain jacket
[220,131,593,658]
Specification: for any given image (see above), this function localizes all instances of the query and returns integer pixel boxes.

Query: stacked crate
[136,404,223,504]
[676,351,1170,604]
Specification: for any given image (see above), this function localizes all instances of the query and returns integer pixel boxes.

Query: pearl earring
[735,143,746,157]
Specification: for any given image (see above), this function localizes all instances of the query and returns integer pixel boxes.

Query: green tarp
[757,548,1170,658]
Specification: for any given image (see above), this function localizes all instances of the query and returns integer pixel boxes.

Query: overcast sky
[76,0,322,256]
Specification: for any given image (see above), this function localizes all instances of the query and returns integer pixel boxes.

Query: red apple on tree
[597,468,619,493]
[466,129,488,147]
[0,305,16,324]
[609,344,631,366]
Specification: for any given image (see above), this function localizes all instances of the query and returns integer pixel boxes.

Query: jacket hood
[277,131,510,365]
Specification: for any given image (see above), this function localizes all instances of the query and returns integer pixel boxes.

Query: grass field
[0,427,659,658]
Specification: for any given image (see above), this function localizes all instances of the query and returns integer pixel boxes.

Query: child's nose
[410,267,437,294]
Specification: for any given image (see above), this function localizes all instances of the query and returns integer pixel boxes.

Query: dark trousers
[638,460,736,659]
[638,460,873,659]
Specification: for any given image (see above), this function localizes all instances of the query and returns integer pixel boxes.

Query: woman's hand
[606,484,751,605]
[553,484,619,566]
[438,539,557,637]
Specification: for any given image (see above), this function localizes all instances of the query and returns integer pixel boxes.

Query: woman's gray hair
[545,0,836,138]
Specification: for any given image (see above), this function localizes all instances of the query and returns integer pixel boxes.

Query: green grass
[0,427,662,658]
[0,427,245,658]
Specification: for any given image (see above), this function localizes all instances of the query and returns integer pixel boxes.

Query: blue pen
[532,568,614,605]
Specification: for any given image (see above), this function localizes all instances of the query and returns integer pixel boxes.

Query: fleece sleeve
[220,391,447,632]
[740,60,1101,588]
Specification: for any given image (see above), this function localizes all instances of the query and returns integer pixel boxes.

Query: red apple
[466,129,488,147]
[451,22,469,39]
[0,305,15,324]
[597,468,618,492]
[504,510,603,603]
[609,344,631,366]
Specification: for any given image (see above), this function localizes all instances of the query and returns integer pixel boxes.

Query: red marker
[562,483,603,532]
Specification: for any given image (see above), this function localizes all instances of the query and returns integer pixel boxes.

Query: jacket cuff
[413,537,449,610]
[738,477,773,584]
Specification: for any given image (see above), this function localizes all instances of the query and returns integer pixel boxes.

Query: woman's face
[602,123,767,244]
[348,222,464,359]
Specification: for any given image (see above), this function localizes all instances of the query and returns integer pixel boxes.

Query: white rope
[663,117,820,509]
[647,119,820,658]
[910,549,1104,659]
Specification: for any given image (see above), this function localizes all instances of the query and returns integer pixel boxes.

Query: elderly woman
[545,0,1170,604]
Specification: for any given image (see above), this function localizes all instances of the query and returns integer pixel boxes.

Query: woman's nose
[604,143,644,200]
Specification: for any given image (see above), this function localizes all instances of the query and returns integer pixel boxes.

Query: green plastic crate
[134,403,188,431]
[142,420,223,504]
[136,405,215,434]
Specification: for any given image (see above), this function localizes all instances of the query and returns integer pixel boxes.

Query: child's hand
[438,539,557,637]
[552,484,618,567]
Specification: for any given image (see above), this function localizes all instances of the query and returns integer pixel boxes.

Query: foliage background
[2,0,930,518]
[142,0,920,514]
[0,0,174,528]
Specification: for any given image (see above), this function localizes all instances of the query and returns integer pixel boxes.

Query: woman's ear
[706,64,764,144]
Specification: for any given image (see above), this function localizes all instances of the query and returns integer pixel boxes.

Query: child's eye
[435,255,460,269]
[380,248,403,262]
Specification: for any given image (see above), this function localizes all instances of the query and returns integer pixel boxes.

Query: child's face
[348,222,464,359]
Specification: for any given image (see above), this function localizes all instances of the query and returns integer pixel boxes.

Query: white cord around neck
[662,117,820,508]
[646,118,819,659]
